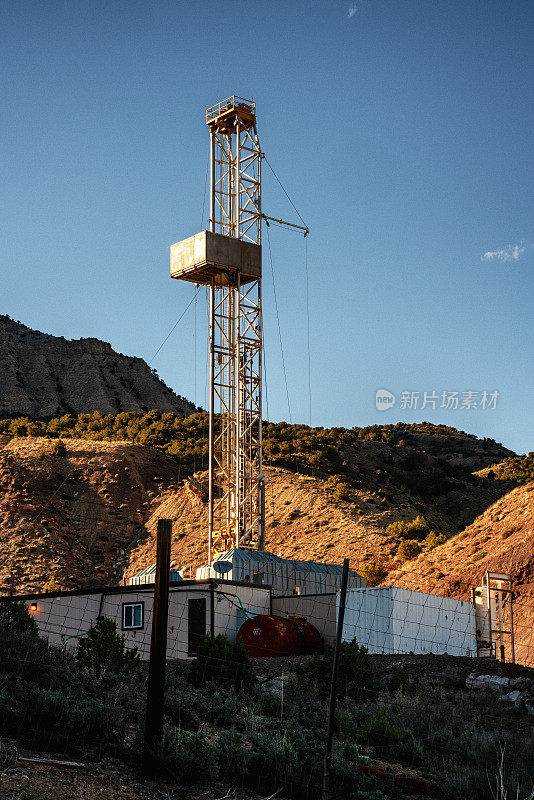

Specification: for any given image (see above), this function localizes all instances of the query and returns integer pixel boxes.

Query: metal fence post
[142,518,172,778]
[322,558,350,800]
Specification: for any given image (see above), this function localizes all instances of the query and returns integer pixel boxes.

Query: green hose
[219,590,255,620]
[62,630,90,647]
[231,593,255,620]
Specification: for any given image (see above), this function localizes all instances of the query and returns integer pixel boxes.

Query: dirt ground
[251,651,534,682]
[0,751,269,800]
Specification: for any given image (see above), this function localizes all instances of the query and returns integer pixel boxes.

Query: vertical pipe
[257,276,264,551]
[208,280,215,564]
[485,572,493,658]
[228,286,235,543]
[142,519,172,778]
[322,558,350,800]
[508,583,515,663]
[256,127,263,550]
[497,589,505,661]
[210,580,215,638]
[228,133,234,235]
[210,132,215,232]
[208,126,216,560]
[235,274,241,548]
[236,118,241,239]
[259,478,265,551]
[471,587,478,656]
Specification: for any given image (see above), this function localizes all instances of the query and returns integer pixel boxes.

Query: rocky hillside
[0,314,195,417]
[1,419,532,663]
[390,481,534,665]
[0,421,514,593]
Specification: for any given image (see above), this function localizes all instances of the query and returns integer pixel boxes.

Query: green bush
[424,531,447,550]
[76,617,140,676]
[333,482,351,502]
[357,705,403,755]
[296,639,377,701]
[397,539,423,561]
[50,438,67,456]
[386,669,419,696]
[189,634,256,691]
[0,598,40,639]
[491,455,534,485]
[0,608,142,754]
[386,516,429,539]
[157,723,219,784]
[359,562,388,587]
[385,520,410,537]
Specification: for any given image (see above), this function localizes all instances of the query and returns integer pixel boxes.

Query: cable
[266,225,292,424]
[264,156,308,229]
[194,289,197,409]
[305,235,312,428]
[261,340,278,532]
[201,152,209,231]
[149,290,198,365]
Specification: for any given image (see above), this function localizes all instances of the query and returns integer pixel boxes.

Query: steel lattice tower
[171,96,265,561]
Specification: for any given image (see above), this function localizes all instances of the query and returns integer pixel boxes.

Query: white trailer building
[340,587,478,657]
[16,579,495,662]
[20,580,270,660]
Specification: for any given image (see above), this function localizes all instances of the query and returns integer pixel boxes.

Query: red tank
[237,615,323,657]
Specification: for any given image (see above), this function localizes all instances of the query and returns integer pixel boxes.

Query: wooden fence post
[322,558,350,800]
[142,518,172,778]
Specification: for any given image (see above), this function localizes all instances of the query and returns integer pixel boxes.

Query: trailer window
[122,602,144,630]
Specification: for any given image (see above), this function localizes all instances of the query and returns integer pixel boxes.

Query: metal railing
[206,95,255,123]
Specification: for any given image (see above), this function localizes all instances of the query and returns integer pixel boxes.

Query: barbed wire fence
[1,519,534,798]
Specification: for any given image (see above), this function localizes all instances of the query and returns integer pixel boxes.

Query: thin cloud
[481,243,526,262]
[347,6,358,18]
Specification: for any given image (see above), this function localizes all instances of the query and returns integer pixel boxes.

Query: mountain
[389,480,534,664]
[0,314,195,418]
[0,419,515,594]
[2,414,531,659]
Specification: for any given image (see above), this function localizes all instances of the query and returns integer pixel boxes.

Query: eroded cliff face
[0,314,195,417]
[390,482,534,665]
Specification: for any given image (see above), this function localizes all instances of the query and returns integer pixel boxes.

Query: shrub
[50,438,67,457]
[357,705,403,755]
[0,609,141,754]
[189,634,256,691]
[386,516,429,540]
[333,482,351,502]
[424,531,447,550]
[0,598,40,639]
[397,539,423,561]
[386,668,419,696]
[409,515,429,535]
[359,562,388,587]
[76,617,140,676]
[157,724,219,784]
[43,577,60,593]
[297,639,377,701]
[385,520,410,537]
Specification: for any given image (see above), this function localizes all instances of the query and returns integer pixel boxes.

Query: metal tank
[237,614,323,657]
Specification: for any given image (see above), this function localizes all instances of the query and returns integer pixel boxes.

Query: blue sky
[2,0,532,453]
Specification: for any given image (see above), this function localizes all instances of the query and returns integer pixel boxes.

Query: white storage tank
[341,587,477,657]
[196,549,365,595]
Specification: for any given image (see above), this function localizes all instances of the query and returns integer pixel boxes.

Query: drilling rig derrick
[171,96,264,561]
